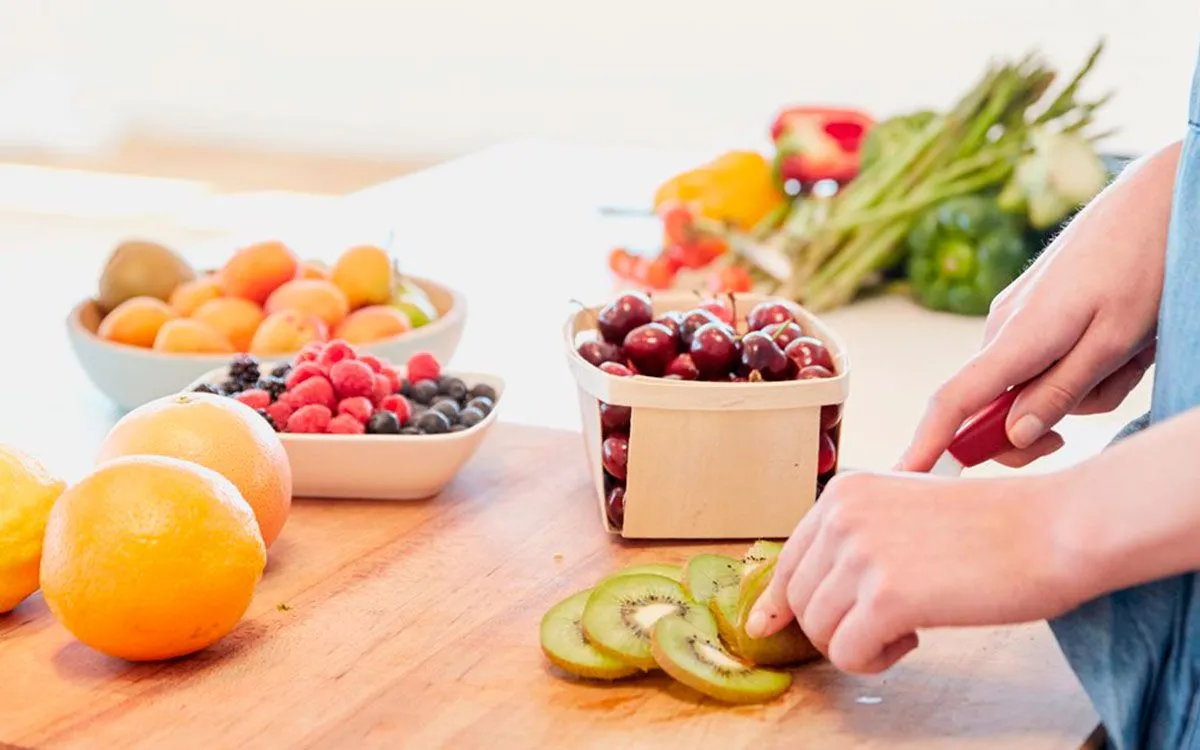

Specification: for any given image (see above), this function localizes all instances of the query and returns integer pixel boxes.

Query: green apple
[390,282,438,328]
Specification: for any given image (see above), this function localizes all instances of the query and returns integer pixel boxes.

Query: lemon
[0,445,66,613]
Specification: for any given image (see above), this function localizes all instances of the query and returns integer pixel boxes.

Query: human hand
[743,471,1084,674]
[897,143,1178,472]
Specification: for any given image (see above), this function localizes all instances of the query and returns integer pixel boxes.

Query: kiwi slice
[735,557,778,625]
[582,573,718,671]
[597,562,684,586]
[540,589,640,680]
[683,554,743,605]
[742,540,784,569]
[650,614,792,705]
[703,559,820,668]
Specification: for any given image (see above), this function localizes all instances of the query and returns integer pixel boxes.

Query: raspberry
[329,359,375,400]
[406,351,441,384]
[337,396,374,424]
[234,388,271,411]
[358,353,384,374]
[295,342,324,364]
[371,373,391,405]
[380,394,411,424]
[319,339,357,369]
[266,400,294,430]
[285,361,326,390]
[380,366,401,394]
[287,404,331,434]
[327,414,366,434]
[288,375,337,410]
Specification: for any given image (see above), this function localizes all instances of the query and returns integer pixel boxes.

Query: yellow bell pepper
[653,150,785,231]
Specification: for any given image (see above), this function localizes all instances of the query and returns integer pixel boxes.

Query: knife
[927,386,1025,477]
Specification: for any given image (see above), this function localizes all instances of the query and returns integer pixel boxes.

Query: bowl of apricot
[67,238,467,412]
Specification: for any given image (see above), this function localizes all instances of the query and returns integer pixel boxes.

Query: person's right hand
[897,142,1180,472]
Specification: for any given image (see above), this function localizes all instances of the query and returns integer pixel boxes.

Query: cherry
[747,300,796,332]
[599,402,632,434]
[729,374,749,382]
[740,331,791,380]
[665,353,700,380]
[821,403,842,430]
[663,374,684,380]
[602,433,629,480]
[623,322,677,377]
[698,298,735,327]
[597,292,653,345]
[784,336,836,373]
[762,321,805,350]
[795,364,834,380]
[577,340,623,368]
[817,431,837,475]
[654,310,686,344]
[599,361,633,377]
[606,485,626,529]
[689,322,738,377]
[678,308,723,348]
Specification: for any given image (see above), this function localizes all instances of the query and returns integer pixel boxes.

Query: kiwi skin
[540,589,640,681]
[650,615,792,705]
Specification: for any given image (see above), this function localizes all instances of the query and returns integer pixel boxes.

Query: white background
[0,0,1196,159]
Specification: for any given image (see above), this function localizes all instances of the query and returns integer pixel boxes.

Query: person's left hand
[742,470,1085,675]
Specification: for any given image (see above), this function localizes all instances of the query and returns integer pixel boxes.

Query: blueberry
[399,426,422,435]
[465,396,494,415]
[416,411,451,434]
[432,400,459,419]
[457,407,486,428]
[469,383,497,402]
[410,379,440,405]
[399,379,412,398]
[448,424,468,433]
[439,377,468,400]
[367,411,401,434]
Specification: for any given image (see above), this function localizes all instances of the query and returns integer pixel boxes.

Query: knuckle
[1035,379,1079,416]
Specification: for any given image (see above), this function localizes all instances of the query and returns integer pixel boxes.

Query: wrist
[1040,463,1114,610]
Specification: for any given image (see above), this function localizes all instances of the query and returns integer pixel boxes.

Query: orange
[40,455,265,662]
[334,305,411,345]
[96,392,291,549]
[332,244,394,309]
[191,297,265,352]
[97,297,176,348]
[0,445,66,613]
[220,240,299,305]
[153,318,235,354]
[249,310,328,355]
[264,279,350,330]
[169,275,224,316]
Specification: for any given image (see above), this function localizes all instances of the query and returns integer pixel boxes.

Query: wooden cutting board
[0,423,1100,749]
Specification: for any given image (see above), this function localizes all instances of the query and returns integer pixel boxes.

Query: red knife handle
[945,387,1024,468]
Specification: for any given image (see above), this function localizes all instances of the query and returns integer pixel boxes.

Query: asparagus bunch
[742,42,1110,312]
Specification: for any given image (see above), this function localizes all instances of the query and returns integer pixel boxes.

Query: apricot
[220,241,299,305]
[249,311,329,355]
[332,245,393,310]
[153,319,235,354]
[98,297,177,348]
[298,261,332,280]
[264,279,349,330]
[169,275,224,317]
[334,305,412,345]
[191,298,265,352]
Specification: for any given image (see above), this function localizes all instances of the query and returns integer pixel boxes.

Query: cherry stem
[767,322,789,344]
[568,298,600,328]
[727,291,738,329]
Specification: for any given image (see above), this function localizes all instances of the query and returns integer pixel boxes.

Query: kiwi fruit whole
[581,573,717,671]
[650,614,792,705]
[97,239,196,313]
[540,589,640,680]
[682,554,742,605]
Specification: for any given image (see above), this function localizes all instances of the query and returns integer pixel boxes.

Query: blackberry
[220,378,244,395]
[255,376,287,402]
[270,363,293,379]
[192,383,222,395]
[229,354,261,383]
[469,383,497,403]
[256,408,278,431]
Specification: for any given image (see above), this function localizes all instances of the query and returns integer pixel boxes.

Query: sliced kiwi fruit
[596,562,684,586]
[581,573,718,671]
[682,554,742,605]
[742,540,784,570]
[540,589,640,680]
[650,614,792,705]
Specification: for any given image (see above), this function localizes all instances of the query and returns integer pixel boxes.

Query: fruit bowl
[184,363,503,500]
[564,290,850,540]
[68,275,467,412]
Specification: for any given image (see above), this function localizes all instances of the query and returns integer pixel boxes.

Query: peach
[153,319,235,354]
[331,245,393,310]
[220,240,299,305]
[264,279,349,330]
[298,261,332,281]
[333,305,411,345]
[249,311,329,355]
[191,298,265,353]
[98,297,177,348]
[169,275,224,316]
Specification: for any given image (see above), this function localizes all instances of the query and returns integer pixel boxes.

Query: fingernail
[745,610,768,638]
[1009,415,1044,449]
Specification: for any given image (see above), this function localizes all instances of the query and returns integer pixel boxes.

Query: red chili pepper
[769,106,875,184]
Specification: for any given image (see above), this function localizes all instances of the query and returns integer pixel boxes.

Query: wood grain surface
[0,423,1099,749]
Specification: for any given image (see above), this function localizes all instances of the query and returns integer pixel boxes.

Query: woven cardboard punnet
[565,291,850,540]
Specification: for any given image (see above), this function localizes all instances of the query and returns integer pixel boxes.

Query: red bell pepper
[769,106,875,185]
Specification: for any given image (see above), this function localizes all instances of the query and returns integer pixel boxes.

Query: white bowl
[185,364,503,500]
[67,275,467,412]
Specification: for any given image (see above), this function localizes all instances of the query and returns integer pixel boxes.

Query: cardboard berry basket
[564,291,850,540]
